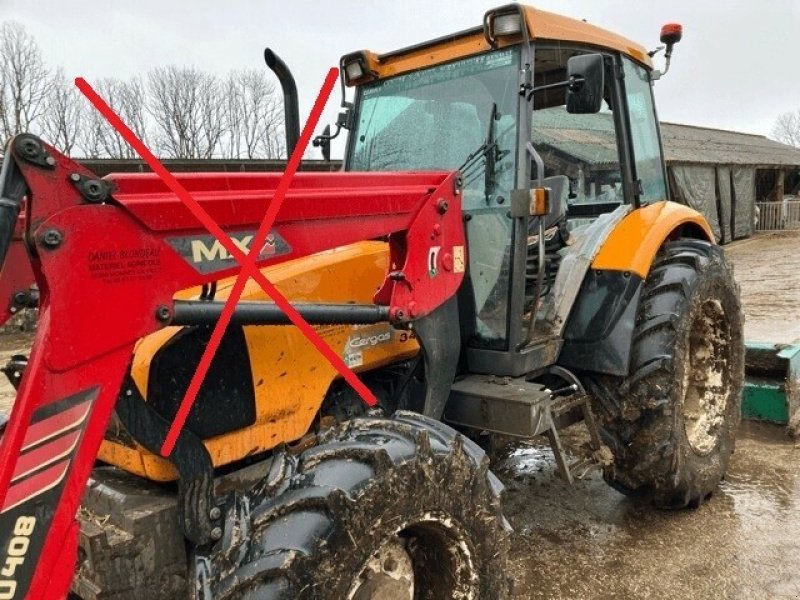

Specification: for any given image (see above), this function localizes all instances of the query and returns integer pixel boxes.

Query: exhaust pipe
[264,48,300,157]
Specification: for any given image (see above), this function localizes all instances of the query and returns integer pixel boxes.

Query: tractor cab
[338,4,669,376]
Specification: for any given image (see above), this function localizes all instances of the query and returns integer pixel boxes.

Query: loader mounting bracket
[116,380,222,546]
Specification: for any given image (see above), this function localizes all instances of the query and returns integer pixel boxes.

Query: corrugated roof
[532,110,619,168]
[661,122,800,167]
[532,109,800,168]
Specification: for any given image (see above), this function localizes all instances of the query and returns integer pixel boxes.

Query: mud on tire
[585,239,744,508]
[195,411,511,599]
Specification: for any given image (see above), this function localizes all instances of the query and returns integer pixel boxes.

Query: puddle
[501,423,800,599]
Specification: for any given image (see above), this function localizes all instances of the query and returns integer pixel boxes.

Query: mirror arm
[525,76,584,101]
[312,123,342,147]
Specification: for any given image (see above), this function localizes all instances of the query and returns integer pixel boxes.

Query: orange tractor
[0,4,742,599]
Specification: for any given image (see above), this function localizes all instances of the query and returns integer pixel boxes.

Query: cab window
[531,47,625,228]
[622,57,667,204]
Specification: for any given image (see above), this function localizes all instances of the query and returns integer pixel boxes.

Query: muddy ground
[724,231,800,344]
[1,232,799,598]
[500,423,800,599]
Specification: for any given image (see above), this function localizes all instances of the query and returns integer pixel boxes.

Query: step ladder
[443,368,606,483]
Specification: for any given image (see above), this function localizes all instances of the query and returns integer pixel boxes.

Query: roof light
[340,51,378,86]
[344,60,365,82]
[660,23,683,47]
[483,5,526,48]
[493,13,522,37]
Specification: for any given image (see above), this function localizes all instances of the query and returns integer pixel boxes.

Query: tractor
[0,4,742,599]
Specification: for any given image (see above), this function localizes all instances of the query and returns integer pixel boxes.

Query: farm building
[663,123,800,241]
[75,121,800,243]
[531,111,800,242]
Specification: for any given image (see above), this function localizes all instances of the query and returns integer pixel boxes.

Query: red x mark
[75,68,378,457]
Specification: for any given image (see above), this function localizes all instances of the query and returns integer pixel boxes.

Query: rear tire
[201,411,511,599]
[585,240,744,508]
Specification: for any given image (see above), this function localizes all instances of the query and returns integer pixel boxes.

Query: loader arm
[0,134,465,600]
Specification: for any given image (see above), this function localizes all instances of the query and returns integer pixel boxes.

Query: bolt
[40,229,63,248]
[383,557,398,573]
[45,156,56,167]
[437,199,449,214]
[210,527,223,541]
[155,305,172,322]
[19,138,39,158]
[69,173,81,183]
[209,506,221,520]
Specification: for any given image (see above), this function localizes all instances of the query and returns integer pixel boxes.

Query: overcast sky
[3,0,799,158]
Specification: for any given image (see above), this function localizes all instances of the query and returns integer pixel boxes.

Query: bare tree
[41,69,82,155]
[77,77,148,158]
[0,21,52,141]
[225,70,284,159]
[772,110,800,148]
[147,66,228,159]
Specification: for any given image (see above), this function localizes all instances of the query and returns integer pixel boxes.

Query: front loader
[0,4,743,599]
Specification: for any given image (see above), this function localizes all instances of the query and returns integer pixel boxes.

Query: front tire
[204,412,511,599]
[585,239,744,508]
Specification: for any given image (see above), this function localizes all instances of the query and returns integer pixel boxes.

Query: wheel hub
[349,537,415,600]
[683,298,729,454]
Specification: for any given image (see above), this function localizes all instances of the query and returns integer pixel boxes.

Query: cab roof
[345,4,652,84]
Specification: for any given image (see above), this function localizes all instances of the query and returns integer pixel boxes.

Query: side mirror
[566,54,604,114]
[320,124,331,161]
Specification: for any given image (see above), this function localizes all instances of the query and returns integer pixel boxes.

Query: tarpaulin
[669,165,721,241]
[716,167,733,244]
[732,167,756,239]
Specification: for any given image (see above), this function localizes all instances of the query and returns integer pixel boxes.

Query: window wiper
[458,102,502,204]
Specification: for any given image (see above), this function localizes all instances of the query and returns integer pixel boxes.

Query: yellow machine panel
[100,242,417,481]
[592,201,714,278]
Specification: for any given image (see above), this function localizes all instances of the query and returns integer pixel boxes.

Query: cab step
[443,371,607,483]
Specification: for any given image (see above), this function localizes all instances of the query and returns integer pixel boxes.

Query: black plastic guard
[413,296,461,419]
[558,269,643,376]
[115,380,220,546]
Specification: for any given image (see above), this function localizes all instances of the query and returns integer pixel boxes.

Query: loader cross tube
[171,300,391,326]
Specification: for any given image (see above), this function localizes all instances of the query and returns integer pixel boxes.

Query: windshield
[348,48,521,350]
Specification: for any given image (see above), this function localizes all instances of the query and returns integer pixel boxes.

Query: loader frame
[0,134,464,599]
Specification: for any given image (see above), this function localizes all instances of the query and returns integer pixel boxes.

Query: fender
[591,201,714,278]
[558,201,714,376]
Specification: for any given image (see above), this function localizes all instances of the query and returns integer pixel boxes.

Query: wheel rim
[682,298,730,455]
[347,516,478,600]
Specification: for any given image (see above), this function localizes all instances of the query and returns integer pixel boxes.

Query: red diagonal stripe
[2,459,70,513]
[21,400,90,451]
[75,67,379,459]
[13,429,81,482]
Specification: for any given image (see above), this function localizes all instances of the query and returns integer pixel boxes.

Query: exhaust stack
[264,48,300,156]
